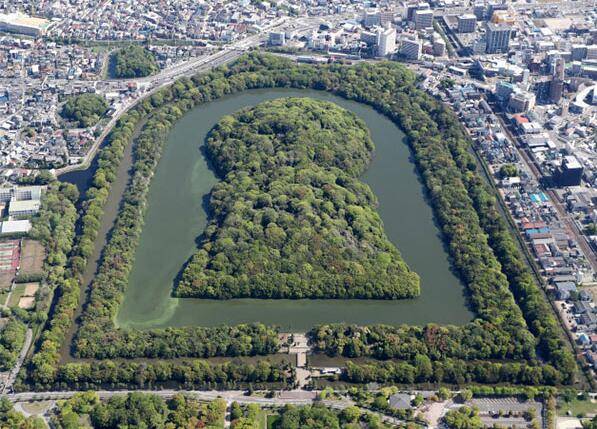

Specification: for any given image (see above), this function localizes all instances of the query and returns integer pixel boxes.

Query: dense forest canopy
[177,97,420,299]
[0,317,26,371]
[442,406,483,429]
[60,93,108,128]
[50,392,226,429]
[271,403,393,429]
[111,45,158,78]
[0,396,45,429]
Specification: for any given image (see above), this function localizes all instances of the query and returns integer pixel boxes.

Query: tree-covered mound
[110,45,158,78]
[176,97,420,299]
[60,93,108,128]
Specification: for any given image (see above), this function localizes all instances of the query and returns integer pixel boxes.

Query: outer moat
[63,88,472,331]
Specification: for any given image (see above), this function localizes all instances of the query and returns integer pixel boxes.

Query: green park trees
[60,93,108,128]
[177,97,420,299]
[442,406,483,429]
[272,404,394,429]
[111,45,158,78]
[499,164,518,178]
[51,392,226,429]
[0,317,26,371]
[0,397,45,429]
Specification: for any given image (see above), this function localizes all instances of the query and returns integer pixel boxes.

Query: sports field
[20,239,45,276]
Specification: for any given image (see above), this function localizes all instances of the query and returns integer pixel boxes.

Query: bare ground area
[19,240,45,276]
[0,272,12,291]
[0,273,13,305]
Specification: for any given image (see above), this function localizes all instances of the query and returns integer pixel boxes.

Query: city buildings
[0,219,31,234]
[377,27,397,57]
[554,156,584,187]
[433,35,446,56]
[8,199,40,217]
[0,185,44,218]
[508,91,535,113]
[412,0,596,362]
[363,10,382,27]
[269,31,286,46]
[485,22,511,54]
[0,186,43,202]
[400,37,423,60]
[457,14,477,33]
[414,9,434,30]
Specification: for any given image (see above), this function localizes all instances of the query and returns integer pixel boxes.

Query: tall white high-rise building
[377,27,397,56]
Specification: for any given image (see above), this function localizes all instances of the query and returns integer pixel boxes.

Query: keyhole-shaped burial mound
[175,97,420,300]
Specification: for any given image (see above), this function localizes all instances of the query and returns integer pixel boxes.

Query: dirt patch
[22,282,39,296]
[19,239,45,276]
[17,400,54,416]
[18,296,35,309]
[0,272,12,290]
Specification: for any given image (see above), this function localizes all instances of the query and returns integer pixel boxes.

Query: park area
[558,396,597,418]
[19,239,45,278]
[0,239,44,308]
[7,282,40,309]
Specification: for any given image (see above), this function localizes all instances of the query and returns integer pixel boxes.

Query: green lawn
[558,398,597,417]
[256,409,269,429]
[20,401,52,415]
[7,283,26,307]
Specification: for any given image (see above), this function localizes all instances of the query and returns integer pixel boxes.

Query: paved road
[54,13,350,176]
[1,328,32,395]
[8,389,350,408]
[54,48,244,176]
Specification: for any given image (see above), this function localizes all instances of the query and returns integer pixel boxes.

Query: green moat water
[66,88,473,331]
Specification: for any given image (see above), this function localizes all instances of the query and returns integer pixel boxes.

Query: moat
[62,88,473,331]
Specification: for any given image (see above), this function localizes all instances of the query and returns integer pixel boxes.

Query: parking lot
[469,397,544,428]
[471,397,543,414]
